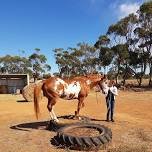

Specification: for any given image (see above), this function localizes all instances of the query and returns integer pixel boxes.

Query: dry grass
[107,144,148,152]
[0,91,152,152]
[135,128,152,142]
[125,79,149,86]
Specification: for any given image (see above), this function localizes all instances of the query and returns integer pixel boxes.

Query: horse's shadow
[10,121,49,131]
[10,115,106,132]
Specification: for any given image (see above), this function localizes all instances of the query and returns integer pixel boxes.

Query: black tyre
[55,123,112,150]
[48,115,91,131]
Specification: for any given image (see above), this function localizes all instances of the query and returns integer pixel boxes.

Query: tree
[110,44,129,84]
[53,43,98,78]
[0,55,32,74]
[29,48,51,82]
[53,48,76,78]
[134,1,152,86]
[77,42,98,74]
[107,14,138,85]
[94,35,112,74]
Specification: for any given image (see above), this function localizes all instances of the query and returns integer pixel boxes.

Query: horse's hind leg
[47,98,59,122]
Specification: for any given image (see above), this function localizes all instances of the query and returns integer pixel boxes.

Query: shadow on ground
[17,100,28,102]
[10,115,106,132]
[10,121,49,131]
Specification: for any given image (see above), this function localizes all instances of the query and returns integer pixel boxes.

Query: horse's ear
[104,74,106,78]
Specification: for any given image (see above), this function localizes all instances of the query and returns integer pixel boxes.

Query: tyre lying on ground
[52,123,112,151]
[48,115,91,131]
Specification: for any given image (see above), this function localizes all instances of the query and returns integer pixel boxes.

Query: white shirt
[109,86,118,96]
[103,86,118,99]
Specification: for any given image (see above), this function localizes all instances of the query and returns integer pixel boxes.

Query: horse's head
[98,75,109,94]
[85,73,106,90]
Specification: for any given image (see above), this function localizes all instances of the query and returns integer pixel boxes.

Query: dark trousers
[106,97,115,120]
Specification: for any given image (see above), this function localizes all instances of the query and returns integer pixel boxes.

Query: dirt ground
[0,90,152,152]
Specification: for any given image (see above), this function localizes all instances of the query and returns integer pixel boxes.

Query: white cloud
[118,3,140,19]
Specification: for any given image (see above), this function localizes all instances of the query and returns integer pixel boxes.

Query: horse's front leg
[47,99,59,122]
[75,97,85,118]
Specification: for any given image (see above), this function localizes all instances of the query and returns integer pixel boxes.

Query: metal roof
[0,74,29,79]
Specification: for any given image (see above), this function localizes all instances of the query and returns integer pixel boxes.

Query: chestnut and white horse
[34,74,107,122]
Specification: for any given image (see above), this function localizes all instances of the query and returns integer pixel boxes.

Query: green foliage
[0,48,51,81]
[29,48,51,81]
[94,35,110,48]
[112,44,129,63]
[140,1,152,15]
[107,14,137,38]
[53,42,98,77]
[0,55,32,74]
[99,46,113,67]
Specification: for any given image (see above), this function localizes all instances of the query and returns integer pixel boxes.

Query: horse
[34,74,107,122]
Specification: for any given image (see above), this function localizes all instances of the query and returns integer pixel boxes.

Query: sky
[0,0,145,74]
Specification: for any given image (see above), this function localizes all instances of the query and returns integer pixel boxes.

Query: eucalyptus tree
[77,42,98,74]
[53,48,65,75]
[107,14,138,84]
[53,48,77,77]
[94,35,113,74]
[111,44,129,84]
[133,1,152,86]
[53,43,98,77]
[29,48,51,82]
[0,55,32,74]
[68,47,83,76]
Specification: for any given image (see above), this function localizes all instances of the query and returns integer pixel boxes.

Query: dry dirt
[0,90,152,152]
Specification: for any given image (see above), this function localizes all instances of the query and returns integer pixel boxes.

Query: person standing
[105,80,118,122]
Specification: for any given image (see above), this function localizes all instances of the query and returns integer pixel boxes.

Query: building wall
[0,79,25,93]
[0,76,28,94]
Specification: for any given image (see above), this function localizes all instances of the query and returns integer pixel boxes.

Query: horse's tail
[34,81,44,119]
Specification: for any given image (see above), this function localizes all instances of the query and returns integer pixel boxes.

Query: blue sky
[0,0,145,74]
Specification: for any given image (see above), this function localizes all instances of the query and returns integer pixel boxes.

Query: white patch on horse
[63,81,81,99]
[54,78,81,99]
[57,78,66,84]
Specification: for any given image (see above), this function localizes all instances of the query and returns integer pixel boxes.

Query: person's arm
[110,86,118,96]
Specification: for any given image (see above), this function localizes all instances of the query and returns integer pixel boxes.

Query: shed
[0,74,29,94]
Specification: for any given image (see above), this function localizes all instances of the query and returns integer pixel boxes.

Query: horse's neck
[89,80,99,89]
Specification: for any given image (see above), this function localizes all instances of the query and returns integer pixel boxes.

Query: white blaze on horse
[34,74,107,122]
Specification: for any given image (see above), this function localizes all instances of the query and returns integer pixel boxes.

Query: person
[105,80,118,122]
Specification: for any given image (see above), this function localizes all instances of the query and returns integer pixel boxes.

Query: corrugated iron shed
[0,74,29,94]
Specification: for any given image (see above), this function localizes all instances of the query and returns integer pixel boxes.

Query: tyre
[55,123,112,150]
[48,115,91,131]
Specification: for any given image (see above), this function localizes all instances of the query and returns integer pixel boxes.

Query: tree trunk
[122,64,128,86]
[34,76,37,83]
[116,64,120,85]
[149,64,152,86]
[139,77,142,87]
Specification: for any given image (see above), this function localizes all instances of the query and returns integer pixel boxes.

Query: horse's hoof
[73,116,81,120]
[55,119,59,123]
[78,116,82,120]
[73,116,77,120]
[51,119,59,123]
